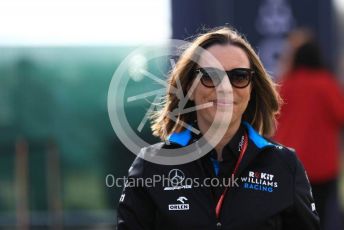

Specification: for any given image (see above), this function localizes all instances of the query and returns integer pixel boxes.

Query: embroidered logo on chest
[168,196,190,211]
[240,171,278,193]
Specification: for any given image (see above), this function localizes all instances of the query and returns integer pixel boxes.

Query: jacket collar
[242,121,273,149]
[168,126,192,147]
[168,121,273,149]
[168,122,276,177]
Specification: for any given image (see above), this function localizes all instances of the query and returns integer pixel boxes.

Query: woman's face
[190,44,252,129]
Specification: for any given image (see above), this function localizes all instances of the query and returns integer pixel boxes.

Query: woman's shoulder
[264,138,301,174]
[128,141,177,169]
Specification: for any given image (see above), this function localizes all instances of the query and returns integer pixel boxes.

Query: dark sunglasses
[195,67,255,88]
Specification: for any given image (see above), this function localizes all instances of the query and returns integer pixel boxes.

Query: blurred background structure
[0,0,343,229]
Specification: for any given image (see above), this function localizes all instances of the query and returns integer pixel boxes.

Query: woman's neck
[198,118,241,161]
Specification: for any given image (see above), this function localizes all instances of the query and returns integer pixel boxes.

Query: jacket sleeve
[116,156,156,230]
[282,154,321,229]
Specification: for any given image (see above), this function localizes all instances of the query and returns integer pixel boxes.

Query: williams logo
[168,196,190,211]
[241,171,278,193]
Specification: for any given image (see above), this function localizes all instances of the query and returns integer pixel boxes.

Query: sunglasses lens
[199,69,221,87]
[229,69,251,88]
[197,68,253,88]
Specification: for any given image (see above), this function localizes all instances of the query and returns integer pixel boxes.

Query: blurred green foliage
[0,46,164,214]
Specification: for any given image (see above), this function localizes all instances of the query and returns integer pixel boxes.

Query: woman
[116,27,320,229]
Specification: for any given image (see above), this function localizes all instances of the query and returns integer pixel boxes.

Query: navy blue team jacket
[116,122,320,230]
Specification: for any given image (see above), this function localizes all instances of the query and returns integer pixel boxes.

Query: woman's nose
[216,75,233,93]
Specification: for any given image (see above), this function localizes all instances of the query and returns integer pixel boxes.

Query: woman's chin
[210,113,234,126]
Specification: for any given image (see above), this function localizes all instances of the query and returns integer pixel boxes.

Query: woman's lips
[211,99,234,107]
